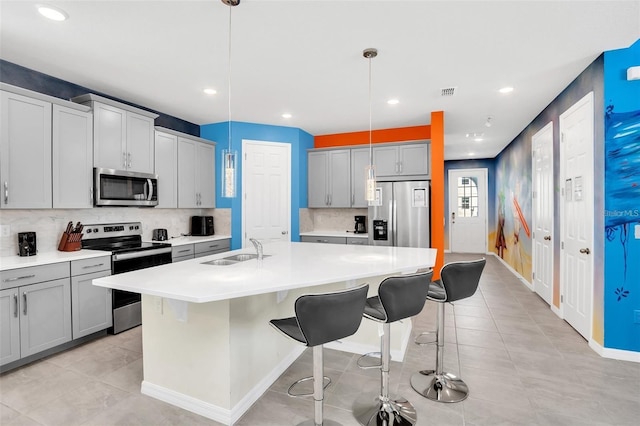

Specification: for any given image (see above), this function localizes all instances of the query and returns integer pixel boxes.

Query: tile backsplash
[301,208,368,233]
[0,208,230,257]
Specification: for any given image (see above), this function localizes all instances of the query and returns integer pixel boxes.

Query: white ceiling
[1,1,638,160]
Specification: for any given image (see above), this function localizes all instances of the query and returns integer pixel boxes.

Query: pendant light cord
[368,55,373,165]
[227,4,232,152]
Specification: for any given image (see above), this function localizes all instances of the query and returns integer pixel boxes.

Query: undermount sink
[201,253,271,266]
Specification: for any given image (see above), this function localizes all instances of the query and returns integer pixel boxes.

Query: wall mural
[492,142,532,281]
[604,106,640,349]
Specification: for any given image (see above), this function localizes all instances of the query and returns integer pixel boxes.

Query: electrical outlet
[634,310,640,324]
[0,225,10,237]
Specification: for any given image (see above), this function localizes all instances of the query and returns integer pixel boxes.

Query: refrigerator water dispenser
[373,220,388,241]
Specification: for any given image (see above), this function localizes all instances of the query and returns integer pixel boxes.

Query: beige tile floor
[2,254,639,425]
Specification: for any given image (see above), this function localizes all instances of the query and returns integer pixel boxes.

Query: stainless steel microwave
[94,168,158,207]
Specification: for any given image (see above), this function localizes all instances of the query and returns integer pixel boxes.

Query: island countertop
[93,241,437,303]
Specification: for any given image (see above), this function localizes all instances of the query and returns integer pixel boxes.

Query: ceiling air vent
[440,87,457,97]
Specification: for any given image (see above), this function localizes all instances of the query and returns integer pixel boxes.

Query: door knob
[544,235,551,241]
[281,231,288,235]
[579,248,591,255]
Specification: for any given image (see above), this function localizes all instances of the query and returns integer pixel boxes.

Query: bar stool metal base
[353,393,417,426]
[409,371,469,403]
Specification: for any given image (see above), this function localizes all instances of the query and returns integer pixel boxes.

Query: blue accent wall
[200,122,313,249]
[0,60,199,136]
[603,39,640,352]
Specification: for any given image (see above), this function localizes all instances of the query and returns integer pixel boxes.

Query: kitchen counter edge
[1,250,111,271]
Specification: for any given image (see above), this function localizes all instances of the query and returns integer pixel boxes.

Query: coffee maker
[18,232,37,256]
[354,216,367,234]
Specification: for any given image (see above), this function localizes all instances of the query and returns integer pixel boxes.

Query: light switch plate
[0,225,10,237]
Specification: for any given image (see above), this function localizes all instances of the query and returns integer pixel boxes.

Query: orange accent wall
[314,125,430,148]
[430,112,445,280]
[315,121,445,279]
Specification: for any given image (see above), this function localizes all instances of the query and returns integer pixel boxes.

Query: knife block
[58,232,82,252]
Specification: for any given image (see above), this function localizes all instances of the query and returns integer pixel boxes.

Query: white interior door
[448,168,488,253]
[242,140,291,248]
[560,92,594,340]
[532,122,554,305]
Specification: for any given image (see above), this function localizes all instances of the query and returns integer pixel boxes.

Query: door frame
[241,139,291,248]
[531,121,554,306]
[559,91,594,340]
[447,168,488,253]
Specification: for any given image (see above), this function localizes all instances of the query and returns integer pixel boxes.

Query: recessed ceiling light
[474,137,483,142]
[37,4,68,21]
[203,88,217,95]
[499,87,514,94]
[282,113,292,119]
[387,99,399,105]
[468,152,475,156]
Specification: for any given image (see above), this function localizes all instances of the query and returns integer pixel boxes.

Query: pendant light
[363,48,378,203]
[221,0,240,198]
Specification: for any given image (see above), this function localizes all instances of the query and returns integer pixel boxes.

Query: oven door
[110,248,171,333]
[94,167,158,207]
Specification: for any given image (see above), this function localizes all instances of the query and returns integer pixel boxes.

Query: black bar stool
[410,259,486,403]
[270,284,369,426]
[352,271,433,426]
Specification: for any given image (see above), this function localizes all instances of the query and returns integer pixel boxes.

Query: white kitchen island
[92,241,437,424]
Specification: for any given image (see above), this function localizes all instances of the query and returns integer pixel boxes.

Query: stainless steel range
[81,222,172,334]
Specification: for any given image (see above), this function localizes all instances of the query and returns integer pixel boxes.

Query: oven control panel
[83,222,142,239]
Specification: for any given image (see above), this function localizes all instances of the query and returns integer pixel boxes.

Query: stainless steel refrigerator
[368,181,430,248]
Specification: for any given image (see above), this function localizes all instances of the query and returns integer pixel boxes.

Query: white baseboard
[589,340,640,363]
[141,345,306,425]
[487,252,533,291]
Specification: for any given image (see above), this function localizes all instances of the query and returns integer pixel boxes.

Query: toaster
[191,216,214,236]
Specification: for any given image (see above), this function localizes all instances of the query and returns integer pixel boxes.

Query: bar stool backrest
[295,284,369,347]
[378,271,433,323]
[440,259,486,302]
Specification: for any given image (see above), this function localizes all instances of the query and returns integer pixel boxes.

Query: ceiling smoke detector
[440,87,457,97]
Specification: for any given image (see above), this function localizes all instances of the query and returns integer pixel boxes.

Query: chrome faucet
[249,238,263,261]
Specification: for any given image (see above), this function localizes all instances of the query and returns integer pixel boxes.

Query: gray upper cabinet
[52,105,93,208]
[350,148,370,208]
[154,130,178,208]
[373,143,430,179]
[0,91,52,209]
[72,94,158,174]
[177,136,216,208]
[308,150,351,208]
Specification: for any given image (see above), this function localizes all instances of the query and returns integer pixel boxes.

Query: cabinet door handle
[82,263,105,269]
[177,249,191,254]
[3,274,36,283]
[90,187,94,204]
[123,152,127,169]
[399,161,403,173]
[4,181,7,204]
[13,294,18,318]
[127,152,132,168]
[23,292,27,316]
[352,194,355,205]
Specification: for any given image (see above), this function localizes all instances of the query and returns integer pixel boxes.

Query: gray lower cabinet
[194,239,231,258]
[172,245,195,263]
[301,235,369,245]
[301,236,347,244]
[71,257,112,339]
[1,282,70,365]
[1,263,72,366]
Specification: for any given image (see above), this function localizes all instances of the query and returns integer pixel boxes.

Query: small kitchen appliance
[18,232,37,256]
[152,228,168,241]
[191,216,214,236]
[354,215,367,234]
